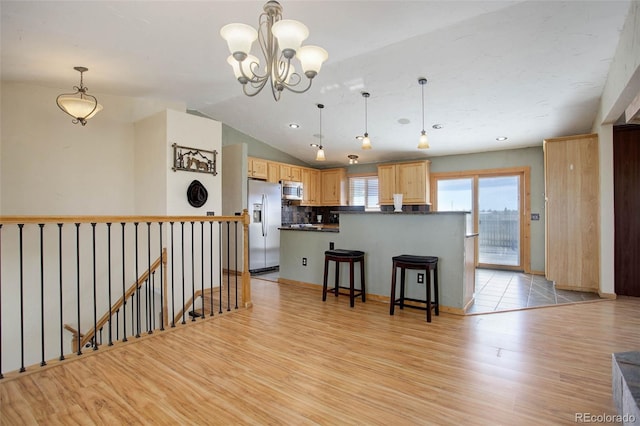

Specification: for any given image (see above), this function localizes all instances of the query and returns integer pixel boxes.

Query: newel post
[241,209,252,308]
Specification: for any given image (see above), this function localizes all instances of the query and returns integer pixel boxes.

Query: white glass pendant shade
[57,96,103,120]
[227,54,260,82]
[297,45,328,77]
[418,131,430,149]
[361,134,372,150]
[220,23,258,59]
[315,147,326,161]
[271,19,308,57]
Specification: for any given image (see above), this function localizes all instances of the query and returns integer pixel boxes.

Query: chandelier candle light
[315,103,326,161]
[417,77,429,149]
[361,92,372,150]
[56,66,103,126]
[220,1,328,101]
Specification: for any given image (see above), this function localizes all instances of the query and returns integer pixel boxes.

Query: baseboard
[598,292,617,299]
[276,278,462,314]
[555,284,599,293]
[530,270,546,276]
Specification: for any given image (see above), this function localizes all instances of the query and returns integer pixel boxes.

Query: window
[349,176,379,211]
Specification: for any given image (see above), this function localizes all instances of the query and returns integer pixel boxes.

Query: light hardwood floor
[1,278,639,425]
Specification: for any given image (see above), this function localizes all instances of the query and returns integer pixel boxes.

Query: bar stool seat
[322,249,366,307]
[390,254,439,322]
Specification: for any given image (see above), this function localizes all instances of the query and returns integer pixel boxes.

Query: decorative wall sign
[172,143,217,175]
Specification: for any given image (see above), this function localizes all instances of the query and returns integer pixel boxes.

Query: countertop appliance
[280,180,303,201]
[248,180,281,273]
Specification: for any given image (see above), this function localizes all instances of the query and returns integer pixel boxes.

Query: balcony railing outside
[478,210,520,266]
[0,212,250,379]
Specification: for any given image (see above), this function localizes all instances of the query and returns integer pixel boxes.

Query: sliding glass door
[433,168,528,271]
[478,176,520,266]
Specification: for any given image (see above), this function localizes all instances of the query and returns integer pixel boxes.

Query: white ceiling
[0,1,633,166]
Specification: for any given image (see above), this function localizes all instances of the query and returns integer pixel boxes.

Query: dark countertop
[279,224,339,233]
[332,210,470,215]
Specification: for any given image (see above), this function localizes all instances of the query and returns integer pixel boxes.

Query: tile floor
[467,268,603,314]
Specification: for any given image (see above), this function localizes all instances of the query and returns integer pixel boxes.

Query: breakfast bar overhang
[279,211,477,314]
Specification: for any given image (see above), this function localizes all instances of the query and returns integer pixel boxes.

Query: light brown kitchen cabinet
[248,157,268,180]
[301,168,320,206]
[377,160,431,205]
[321,168,346,206]
[279,164,302,182]
[544,133,599,292]
[267,162,280,183]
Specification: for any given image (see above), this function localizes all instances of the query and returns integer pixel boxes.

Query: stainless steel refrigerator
[248,180,281,273]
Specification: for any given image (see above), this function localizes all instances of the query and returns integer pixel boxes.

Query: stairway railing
[0,212,250,379]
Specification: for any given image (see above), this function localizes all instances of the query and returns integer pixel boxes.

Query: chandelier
[56,66,103,126]
[220,1,328,101]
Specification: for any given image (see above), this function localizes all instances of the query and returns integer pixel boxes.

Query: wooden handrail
[0,215,245,225]
[77,248,167,348]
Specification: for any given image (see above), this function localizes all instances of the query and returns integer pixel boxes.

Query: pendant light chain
[421,80,425,133]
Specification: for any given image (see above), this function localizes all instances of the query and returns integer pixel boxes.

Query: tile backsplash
[281,203,365,225]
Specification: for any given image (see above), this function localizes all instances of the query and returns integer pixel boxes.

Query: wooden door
[544,134,599,291]
[614,125,640,296]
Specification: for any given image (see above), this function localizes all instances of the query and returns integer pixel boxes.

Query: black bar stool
[390,255,439,322]
[322,249,366,307]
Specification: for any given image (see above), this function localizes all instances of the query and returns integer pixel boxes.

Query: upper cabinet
[248,157,268,180]
[280,164,302,182]
[267,162,280,183]
[321,168,347,206]
[301,168,321,206]
[377,160,431,205]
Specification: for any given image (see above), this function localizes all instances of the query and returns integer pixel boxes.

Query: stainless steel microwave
[281,180,303,200]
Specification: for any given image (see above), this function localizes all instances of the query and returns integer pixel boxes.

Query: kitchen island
[279,211,476,314]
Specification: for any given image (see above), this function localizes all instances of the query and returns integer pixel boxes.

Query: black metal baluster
[226,221,231,312]
[191,221,195,322]
[235,221,239,310]
[170,222,176,328]
[147,222,152,334]
[218,222,222,314]
[39,224,47,366]
[75,223,82,356]
[209,221,214,317]
[115,310,120,340]
[151,271,156,331]
[121,223,127,343]
[201,221,205,317]
[18,224,26,371]
[99,329,103,346]
[0,224,3,379]
[58,224,64,361]
[134,222,140,338]
[181,222,186,324]
[159,222,164,331]
[131,293,135,336]
[106,223,113,346]
[91,223,98,351]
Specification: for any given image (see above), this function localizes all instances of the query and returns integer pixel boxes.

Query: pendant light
[56,66,103,126]
[417,77,429,149]
[361,92,372,150]
[315,103,326,161]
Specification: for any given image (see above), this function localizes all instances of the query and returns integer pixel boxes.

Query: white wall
[592,1,640,296]
[0,82,185,215]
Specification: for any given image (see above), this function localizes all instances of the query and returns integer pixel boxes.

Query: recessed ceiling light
[496,136,508,141]
[310,143,319,148]
[397,118,410,125]
[432,124,443,129]
[355,135,364,140]
[289,123,299,129]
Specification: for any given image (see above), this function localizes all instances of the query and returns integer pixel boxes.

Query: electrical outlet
[417,273,425,284]
[302,257,307,266]
[329,242,335,250]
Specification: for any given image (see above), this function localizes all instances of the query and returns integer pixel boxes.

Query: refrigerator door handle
[262,194,267,237]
